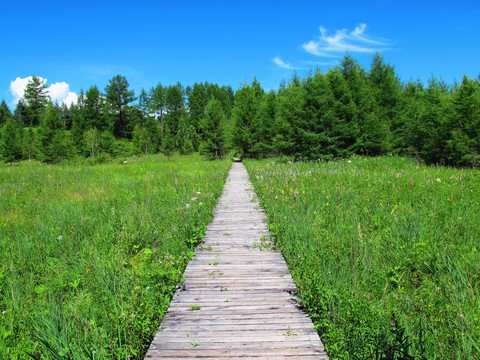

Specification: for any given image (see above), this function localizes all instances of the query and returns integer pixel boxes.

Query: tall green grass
[0,155,231,359]
[246,156,479,360]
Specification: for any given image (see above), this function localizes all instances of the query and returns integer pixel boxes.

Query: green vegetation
[1,54,479,166]
[0,155,231,359]
[246,156,480,359]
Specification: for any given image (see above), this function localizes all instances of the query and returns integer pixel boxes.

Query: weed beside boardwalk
[0,155,231,359]
[246,156,479,360]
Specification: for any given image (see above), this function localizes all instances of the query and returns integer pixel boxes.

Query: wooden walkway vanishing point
[146,162,329,359]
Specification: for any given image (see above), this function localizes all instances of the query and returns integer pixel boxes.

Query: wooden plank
[145,162,328,359]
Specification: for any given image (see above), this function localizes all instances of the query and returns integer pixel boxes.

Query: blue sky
[1,0,479,108]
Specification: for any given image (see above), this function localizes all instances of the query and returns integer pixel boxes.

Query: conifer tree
[105,75,136,138]
[199,98,227,159]
[14,99,30,127]
[164,84,185,146]
[301,71,336,160]
[273,75,303,156]
[24,75,49,127]
[38,104,68,162]
[232,79,264,157]
[0,100,12,127]
[0,117,22,162]
[249,91,276,157]
[149,83,166,134]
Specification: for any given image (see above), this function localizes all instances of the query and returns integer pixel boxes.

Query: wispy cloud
[273,57,297,70]
[302,23,389,57]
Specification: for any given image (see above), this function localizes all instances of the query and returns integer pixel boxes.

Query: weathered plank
[145,162,328,359]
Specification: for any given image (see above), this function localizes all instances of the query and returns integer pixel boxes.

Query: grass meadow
[0,155,231,359]
[245,156,479,360]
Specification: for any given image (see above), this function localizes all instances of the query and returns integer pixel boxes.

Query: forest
[0,54,479,167]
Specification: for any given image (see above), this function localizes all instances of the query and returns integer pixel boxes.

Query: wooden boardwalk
[146,162,328,359]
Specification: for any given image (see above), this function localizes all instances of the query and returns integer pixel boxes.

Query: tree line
[1,54,479,166]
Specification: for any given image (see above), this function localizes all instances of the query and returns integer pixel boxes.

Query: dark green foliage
[249,91,276,157]
[58,103,74,130]
[0,116,22,162]
[23,75,49,127]
[232,78,264,157]
[449,76,480,165]
[199,98,227,159]
[0,100,12,126]
[4,58,480,166]
[273,75,302,156]
[149,82,166,133]
[164,83,185,140]
[14,99,30,127]
[37,104,73,163]
[105,75,136,138]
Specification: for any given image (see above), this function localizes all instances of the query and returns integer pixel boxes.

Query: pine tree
[325,67,358,157]
[301,70,336,160]
[249,91,276,158]
[0,100,12,127]
[84,85,111,132]
[449,75,480,165]
[368,53,402,151]
[38,104,67,162]
[149,83,166,134]
[199,98,227,159]
[105,75,136,138]
[23,75,49,127]
[0,117,22,162]
[188,82,208,150]
[232,79,264,157]
[14,99,30,127]
[164,84,185,147]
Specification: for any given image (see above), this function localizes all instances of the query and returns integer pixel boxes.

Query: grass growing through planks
[0,154,231,359]
[245,156,480,360]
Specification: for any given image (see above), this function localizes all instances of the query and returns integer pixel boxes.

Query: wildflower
[57,235,63,240]
[436,178,441,183]
[69,227,74,231]
[123,160,127,164]
[186,203,191,208]
[146,286,150,290]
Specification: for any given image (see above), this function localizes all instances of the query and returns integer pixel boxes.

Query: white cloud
[9,76,78,107]
[62,92,78,107]
[48,82,70,102]
[273,57,297,70]
[302,23,389,57]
